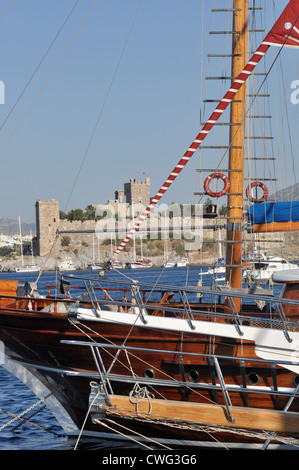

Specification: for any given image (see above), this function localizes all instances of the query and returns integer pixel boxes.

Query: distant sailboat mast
[18,215,24,267]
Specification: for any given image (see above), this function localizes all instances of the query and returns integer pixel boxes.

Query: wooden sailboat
[88,234,103,270]
[1,1,299,450]
[126,205,152,268]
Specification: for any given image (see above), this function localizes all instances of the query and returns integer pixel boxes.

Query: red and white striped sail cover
[264,0,299,47]
[114,1,299,256]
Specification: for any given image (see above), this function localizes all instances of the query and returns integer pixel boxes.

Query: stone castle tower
[123,177,150,206]
[35,178,151,258]
[35,199,60,257]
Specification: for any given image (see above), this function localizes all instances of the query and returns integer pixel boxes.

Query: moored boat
[58,257,78,272]
[243,256,298,283]
[2,0,299,451]
[163,261,176,268]
[15,264,41,273]
[126,257,152,269]
[175,258,188,267]
[1,274,299,448]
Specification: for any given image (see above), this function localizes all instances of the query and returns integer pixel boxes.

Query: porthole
[143,368,155,379]
[247,372,259,385]
[187,369,200,383]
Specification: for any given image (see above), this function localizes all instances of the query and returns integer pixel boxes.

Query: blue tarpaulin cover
[247,202,299,224]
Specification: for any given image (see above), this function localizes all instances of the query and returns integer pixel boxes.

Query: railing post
[180,291,195,330]
[227,295,244,336]
[131,284,148,324]
[276,302,292,343]
[90,345,112,406]
[213,356,235,423]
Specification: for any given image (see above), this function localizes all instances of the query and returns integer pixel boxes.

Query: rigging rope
[105,408,299,449]
[68,317,216,406]
[0,0,15,18]
[114,8,299,257]
[114,43,270,255]
[94,418,156,450]
[73,383,102,450]
[27,0,143,287]
[0,0,98,156]
[64,0,143,215]
[0,0,81,133]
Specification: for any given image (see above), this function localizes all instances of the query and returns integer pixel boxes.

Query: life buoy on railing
[246,181,269,203]
[204,172,230,198]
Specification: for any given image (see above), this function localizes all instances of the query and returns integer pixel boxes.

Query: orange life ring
[246,181,269,203]
[204,172,230,198]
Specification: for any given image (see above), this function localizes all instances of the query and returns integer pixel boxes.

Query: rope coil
[129,383,155,415]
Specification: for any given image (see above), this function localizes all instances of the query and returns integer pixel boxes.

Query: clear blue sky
[0,0,296,223]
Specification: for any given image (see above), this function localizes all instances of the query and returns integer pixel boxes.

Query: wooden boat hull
[1,294,299,447]
[109,395,299,434]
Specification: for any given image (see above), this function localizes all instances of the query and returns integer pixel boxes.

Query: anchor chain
[0,391,62,437]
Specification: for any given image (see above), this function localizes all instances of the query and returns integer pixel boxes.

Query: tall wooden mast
[225,0,248,308]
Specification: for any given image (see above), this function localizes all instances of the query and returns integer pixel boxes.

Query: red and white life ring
[204,172,230,198]
[246,181,269,203]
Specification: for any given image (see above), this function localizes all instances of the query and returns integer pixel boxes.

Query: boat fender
[67,307,78,321]
[204,173,230,198]
[89,382,106,422]
[246,181,269,203]
[56,279,71,295]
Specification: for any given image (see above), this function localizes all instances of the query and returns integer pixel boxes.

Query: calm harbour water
[0,266,281,450]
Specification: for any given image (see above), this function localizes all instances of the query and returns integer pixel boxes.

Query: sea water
[0,266,281,450]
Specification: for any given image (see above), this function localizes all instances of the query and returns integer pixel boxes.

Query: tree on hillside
[61,236,71,246]
[68,208,85,221]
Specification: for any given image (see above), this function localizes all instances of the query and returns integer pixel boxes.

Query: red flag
[264,0,299,47]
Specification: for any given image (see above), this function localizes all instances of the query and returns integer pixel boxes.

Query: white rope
[73,386,101,450]
[95,418,153,450]
[129,384,154,415]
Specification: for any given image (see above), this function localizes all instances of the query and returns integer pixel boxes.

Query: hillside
[268,183,299,201]
[1,182,299,235]
[0,218,35,235]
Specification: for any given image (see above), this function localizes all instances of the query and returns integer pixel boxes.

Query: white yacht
[243,256,298,282]
[175,258,188,267]
[164,261,176,268]
[58,257,78,272]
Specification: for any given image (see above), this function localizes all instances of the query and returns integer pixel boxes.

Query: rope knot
[129,383,154,415]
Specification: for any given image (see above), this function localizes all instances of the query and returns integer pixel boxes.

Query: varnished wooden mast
[226,0,248,309]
